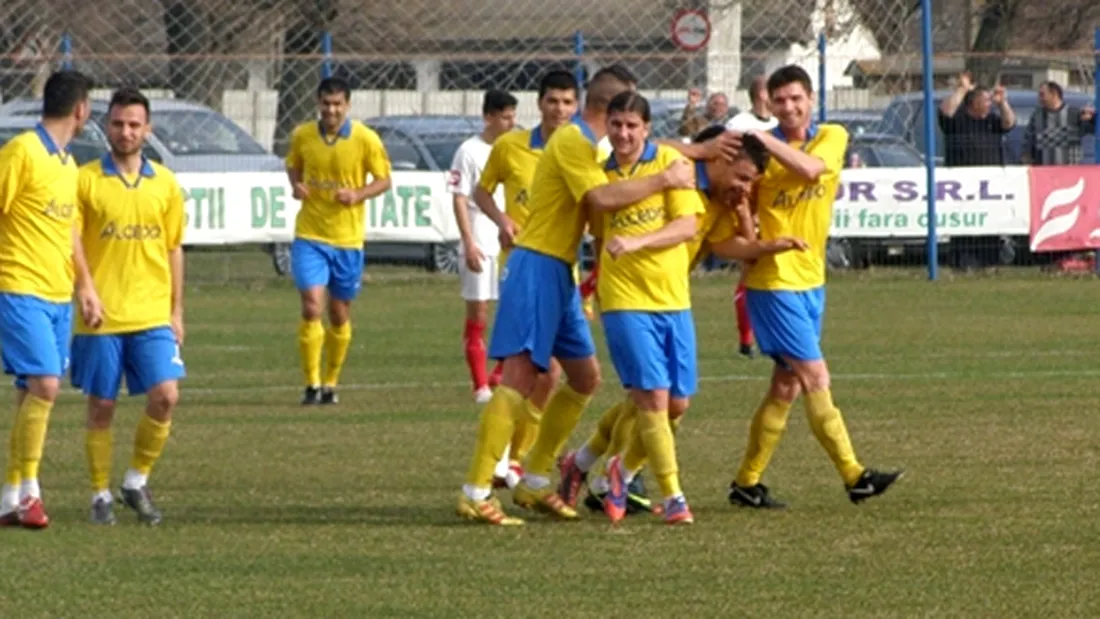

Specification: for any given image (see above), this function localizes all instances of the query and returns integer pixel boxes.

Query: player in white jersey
[448,90,518,404]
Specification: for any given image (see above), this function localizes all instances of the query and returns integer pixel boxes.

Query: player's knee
[669,397,690,421]
[327,300,351,326]
[790,359,830,392]
[146,382,179,421]
[768,371,801,403]
[501,355,539,397]
[465,301,488,323]
[26,376,60,402]
[86,398,116,429]
[566,363,600,396]
[300,292,324,321]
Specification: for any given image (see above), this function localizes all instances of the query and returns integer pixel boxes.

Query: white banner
[176,166,1034,246]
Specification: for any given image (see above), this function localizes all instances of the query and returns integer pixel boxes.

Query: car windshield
[0,127,106,165]
[149,110,266,156]
[417,132,471,170]
[871,142,923,167]
[836,118,881,136]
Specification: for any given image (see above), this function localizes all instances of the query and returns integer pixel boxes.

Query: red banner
[1029,166,1100,253]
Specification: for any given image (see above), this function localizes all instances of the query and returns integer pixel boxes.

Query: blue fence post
[60,32,72,70]
[321,31,333,79]
[574,30,586,94]
[920,0,937,280]
[817,33,827,123]
[1093,27,1099,274]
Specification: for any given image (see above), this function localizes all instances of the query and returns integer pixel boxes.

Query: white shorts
[460,254,500,301]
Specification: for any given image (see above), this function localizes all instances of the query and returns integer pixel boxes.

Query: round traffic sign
[671,9,711,52]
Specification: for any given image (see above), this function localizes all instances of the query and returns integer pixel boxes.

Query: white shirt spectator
[447,135,501,256]
[726,111,779,133]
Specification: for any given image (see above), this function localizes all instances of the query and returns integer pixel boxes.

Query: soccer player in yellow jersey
[586,92,705,524]
[286,77,392,405]
[0,70,99,529]
[457,67,696,525]
[71,89,186,526]
[727,65,903,509]
[565,126,807,518]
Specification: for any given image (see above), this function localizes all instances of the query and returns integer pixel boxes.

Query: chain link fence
[1,1,1098,281]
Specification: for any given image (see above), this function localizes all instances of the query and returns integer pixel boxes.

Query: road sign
[671,9,711,52]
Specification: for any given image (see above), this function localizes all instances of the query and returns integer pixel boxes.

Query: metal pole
[817,33,827,123]
[61,32,72,70]
[1093,27,1099,273]
[321,31,333,79]
[921,0,938,280]
[574,30,585,94]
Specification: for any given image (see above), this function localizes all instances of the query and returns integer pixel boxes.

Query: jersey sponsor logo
[305,178,348,191]
[100,220,162,241]
[42,198,76,220]
[609,205,664,231]
[771,184,827,209]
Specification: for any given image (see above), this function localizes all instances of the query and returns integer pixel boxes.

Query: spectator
[938,71,1015,167]
[726,76,778,132]
[1022,81,1096,165]
[679,88,730,136]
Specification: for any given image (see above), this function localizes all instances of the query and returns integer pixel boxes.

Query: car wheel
[270,243,292,276]
[429,242,460,274]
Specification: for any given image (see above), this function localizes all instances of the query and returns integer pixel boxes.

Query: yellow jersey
[75,154,185,334]
[0,125,80,303]
[685,161,739,270]
[515,120,607,264]
[593,143,705,312]
[745,124,848,291]
[286,119,392,249]
[478,127,545,229]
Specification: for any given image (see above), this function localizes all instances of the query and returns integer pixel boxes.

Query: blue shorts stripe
[70,326,186,400]
[602,310,697,398]
[487,248,595,371]
[291,238,365,301]
[0,293,72,387]
[746,287,826,365]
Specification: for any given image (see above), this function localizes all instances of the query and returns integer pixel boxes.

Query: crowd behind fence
[1,0,1099,283]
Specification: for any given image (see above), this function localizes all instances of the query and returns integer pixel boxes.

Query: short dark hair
[591,63,638,87]
[108,87,150,120]
[963,86,989,108]
[607,91,650,122]
[767,65,813,96]
[42,70,91,119]
[318,77,351,100]
[1040,80,1063,99]
[692,125,726,143]
[739,133,770,172]
[483,89,518,115]
[586,66,635,110]
[538,70,579,100]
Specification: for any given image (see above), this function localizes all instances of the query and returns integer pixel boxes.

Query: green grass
[2,267,1099,618]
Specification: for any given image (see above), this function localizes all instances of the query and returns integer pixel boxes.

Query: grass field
[2,265,1099,618]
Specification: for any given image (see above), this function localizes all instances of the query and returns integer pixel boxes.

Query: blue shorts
[602,310,697,398]
[746,287,826,367]
[71,327,186,400]
[0,293,72,389]
[488,248,595,372]
[291,238,364,302]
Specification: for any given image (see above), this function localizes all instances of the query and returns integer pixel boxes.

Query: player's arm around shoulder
[585,144,695,213]
[810,123,849,177]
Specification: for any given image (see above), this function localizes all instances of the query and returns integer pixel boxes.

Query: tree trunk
[273,0,337,157]
[164,2,217,106]
[965,0,1017,87]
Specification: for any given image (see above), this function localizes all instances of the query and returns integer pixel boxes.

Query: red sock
[463,319,489,390]
[734,283,753,346]
[488,361,504,387]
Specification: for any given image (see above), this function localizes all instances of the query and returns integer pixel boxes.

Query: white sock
[574,446,598,472]
[0,484,18,511]
[20,479,40,500]
[504,464,522,490]
[523,473,551,490]
[462,484,491,501]
[92,489,113,504]
[122,469,147,491]
[493,445,512,479]
[589,475,610,495]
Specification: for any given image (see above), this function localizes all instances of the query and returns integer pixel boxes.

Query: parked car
[824,109,884,137]
[0,115,108,164]
[0,98,291,274]
[845,132,924,168]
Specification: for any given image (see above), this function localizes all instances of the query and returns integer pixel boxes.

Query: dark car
[363,115,485,273]
[845,133,924,168]
[0,116,108,164]
[826,109,884,138]
[875,89,1097,165]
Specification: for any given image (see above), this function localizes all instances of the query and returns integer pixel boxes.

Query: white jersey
[447,135,501,256]
[726,111,779,133]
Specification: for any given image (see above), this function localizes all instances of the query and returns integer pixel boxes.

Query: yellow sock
[298,318,324,387]
[5,404,23,486]
[510,400,542,462]
[323,321,353,387]
[130,415,172,476]
[620,410,646,474]
[465,386,522,488]
[670,416,682,434]
[19,394,53,481]
[635,409,681,499]
[85,428,113,492]
[583,399,628,457]
[804,390,864,486]
[735,397,793,487]
[524,384,591,476]
[607,401,636,459]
